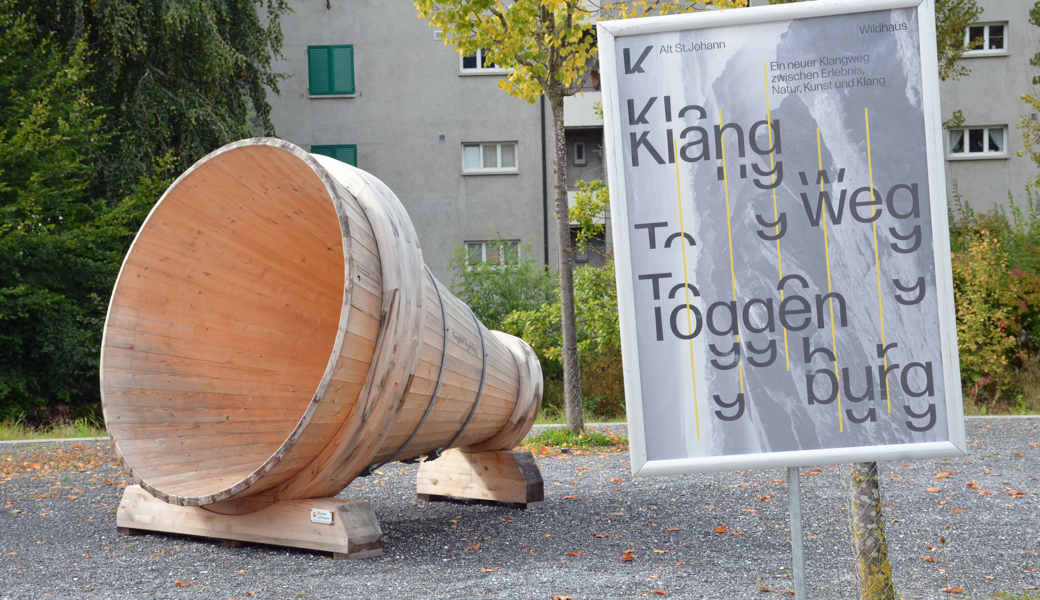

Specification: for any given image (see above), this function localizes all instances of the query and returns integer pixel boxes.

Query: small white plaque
[310,508,334,525]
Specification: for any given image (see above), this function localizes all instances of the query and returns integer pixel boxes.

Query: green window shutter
[335,145,357,166]
[308,45,354,95]
[311,145,357,167]
[330,46,355,94]
[307,47,331,95]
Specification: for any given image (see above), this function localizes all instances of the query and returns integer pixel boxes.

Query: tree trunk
[849,461,895,600]
[549,92,583,434]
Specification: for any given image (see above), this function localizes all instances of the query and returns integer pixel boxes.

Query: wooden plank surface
[117,485,382,559]
[415,449,544,508]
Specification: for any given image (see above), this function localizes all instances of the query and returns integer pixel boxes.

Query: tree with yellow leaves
[414,0,744,433]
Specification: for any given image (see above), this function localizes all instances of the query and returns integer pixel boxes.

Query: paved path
[1,418,1038,599]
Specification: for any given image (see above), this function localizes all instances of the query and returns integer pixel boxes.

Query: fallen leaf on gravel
[174,581,190,587]
[921,556,936,562]
[620,550,636,562]
[612,478,623,483]
[926,546,936,550]
[785,589,796,595]
[666,528,680,532]
[937,585,963,593]
[715,526,728,534]
[247,593,255,596]
[9,509,23,514]
[759,583,775,592]
[1001,488,1026,498]
[984,575,994,580]
[5,552,16,555]
[675,562,686,566]
[951,509,963,513]
[653,549,669,554]
[552,595,572,600]
[967,482,981,489]
[567,551,582,557]
[926,487,941,493]
[234,570,249,574]
[592,533,608,538]
[890,477,904,481]
[771,479,784,483]
[653,591,667,595]
[759,496,770,502]
[562,495,578,500]
[935,471,954,479]
[742,509,757,514]
[465,543,481,550]
[732,531,746,536]
[481,568,498,573]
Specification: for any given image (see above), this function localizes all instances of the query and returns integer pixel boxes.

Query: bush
[503,260,625,420]
[447,236,558,331]
[950,189,1040,410]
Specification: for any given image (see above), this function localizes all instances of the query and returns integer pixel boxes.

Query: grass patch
[533,404,627,425]
[992,593,1040,600]
[521,427,626,450]
[0,417,107,442]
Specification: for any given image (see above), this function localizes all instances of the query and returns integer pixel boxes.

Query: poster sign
[598,0,966,476]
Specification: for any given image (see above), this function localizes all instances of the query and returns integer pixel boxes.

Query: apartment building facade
[937,0,1040,212]
[266,0,1036,285]
[265,0,612,283]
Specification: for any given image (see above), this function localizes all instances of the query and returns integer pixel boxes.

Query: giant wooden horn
[100,138,543,519]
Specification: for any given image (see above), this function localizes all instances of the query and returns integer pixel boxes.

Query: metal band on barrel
[437,304,488,454]
[372,265,450,469]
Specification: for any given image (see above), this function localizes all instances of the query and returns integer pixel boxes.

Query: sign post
[598,0,965,592]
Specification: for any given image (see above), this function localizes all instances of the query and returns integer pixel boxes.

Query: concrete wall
[940,0,1040,213]
[266,0,555,283]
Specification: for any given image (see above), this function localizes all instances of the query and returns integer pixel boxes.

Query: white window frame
[574,141,587,167]
[963,22,1008,57]
[462,142,519,174]
[464,240,520,266]
[947,126,1008,160]
[459,49,509,75]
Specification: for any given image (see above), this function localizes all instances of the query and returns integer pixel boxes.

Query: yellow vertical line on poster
[865,108,890,414]
[816,128,844,433]
[763,62,789,371]
[674,139,702,441]
[717,108,746,394]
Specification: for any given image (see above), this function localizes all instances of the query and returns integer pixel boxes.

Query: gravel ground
[1,418,1038,600]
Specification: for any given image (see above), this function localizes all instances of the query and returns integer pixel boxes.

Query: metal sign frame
[598,0,966,478]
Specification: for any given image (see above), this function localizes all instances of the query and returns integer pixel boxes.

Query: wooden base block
[116,485,382,559]
[415,449,544,508]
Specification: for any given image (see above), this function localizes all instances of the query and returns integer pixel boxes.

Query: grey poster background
[613,8,949,462]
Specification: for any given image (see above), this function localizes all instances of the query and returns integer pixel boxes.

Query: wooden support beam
[415,449,544,508]
[116,485,382,559]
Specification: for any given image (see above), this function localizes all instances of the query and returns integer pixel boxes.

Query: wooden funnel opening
[101,143,346,502]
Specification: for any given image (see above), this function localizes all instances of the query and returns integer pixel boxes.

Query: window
[964,23,1006,55]
[463,142,518,174]
[308,45,355,95]
[574,142,587,167]
[460,49,503,73]
[465,240,519,265]
[948,127,1005,157]
[311,144,358,166]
